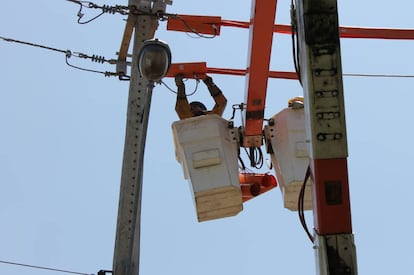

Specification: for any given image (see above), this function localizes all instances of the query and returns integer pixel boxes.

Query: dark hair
[190,101,207,111]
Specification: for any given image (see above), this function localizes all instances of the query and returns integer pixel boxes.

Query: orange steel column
[243,0,278,147]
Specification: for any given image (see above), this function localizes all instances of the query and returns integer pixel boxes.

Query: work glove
[175,74,186,99]
[175,74,185,87]
[203,75,214,86]
[203,75,221,97]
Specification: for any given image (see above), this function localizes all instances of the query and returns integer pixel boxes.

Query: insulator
[91,55,106,63]
[104,71,113,77]
[102,5,116,14]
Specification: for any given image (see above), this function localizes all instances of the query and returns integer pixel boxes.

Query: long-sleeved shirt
[175,80,227,120]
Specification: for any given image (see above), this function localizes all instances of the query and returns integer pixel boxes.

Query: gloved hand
[175,74,185,87]
[203,75,213,85]
[203,75,221,97]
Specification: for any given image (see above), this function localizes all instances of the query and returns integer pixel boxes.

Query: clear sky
[1,1,414,275]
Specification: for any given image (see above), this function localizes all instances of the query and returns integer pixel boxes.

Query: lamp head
[138,39,171,82]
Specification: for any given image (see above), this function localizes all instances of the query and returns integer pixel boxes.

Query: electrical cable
[67,0,158,24]
[344,73,414,78]
[160,79,178,93]
[66,0,131,24]
[205,66,414,80]
[4,35,414,79]
[242,146,264,169]
[67,0,104,24]
[65,55,116,77]
[298,165,314,243]
[251,147,264,169]
[187,78,200,96]
[0,36,68,55]
[229,103,245,120]
[78,11,106,24]
[0,259,94,275]
[161,78,200,96]
[168,14,218,39]
[238,155,247,171]
[1,35,121,77]
[290,0,302,86]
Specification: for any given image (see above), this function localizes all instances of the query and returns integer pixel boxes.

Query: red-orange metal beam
[339,26,414,40]
[167,15,222,35]
[207,67,298,80]
[165,63,298,80]
[167,15,414,40]
[166,62,208,79]
[243,0,278,147]
[222,20,414,40]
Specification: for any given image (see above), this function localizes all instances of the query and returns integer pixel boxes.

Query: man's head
[190,101,207,117]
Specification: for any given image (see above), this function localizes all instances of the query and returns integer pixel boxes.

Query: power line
[2,35,414,80]
[0,36,68,55]
[0,35,123,77]
[0,260,94,275]
[344,73,414,78]
[0,35,112,64]
[66,0,156,24]
[66,0,129,24]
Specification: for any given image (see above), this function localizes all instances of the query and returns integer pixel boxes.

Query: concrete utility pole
[112,1,168,274]
[294,0,358,274]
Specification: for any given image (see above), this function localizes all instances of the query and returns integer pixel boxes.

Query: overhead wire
[3,35,414,80]
[66,0,132,24]
[65,55,117,77]
[0,259,94,275]
[0,36,68,55]
[0,35,122,77]
[204,66,414,79]
[66,0,165,24]
[344,73,414,78]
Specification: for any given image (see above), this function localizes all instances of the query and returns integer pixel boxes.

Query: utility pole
[112,1,168,274]
[294,0,358,274]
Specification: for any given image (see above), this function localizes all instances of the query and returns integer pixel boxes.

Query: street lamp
[138,39,171,82]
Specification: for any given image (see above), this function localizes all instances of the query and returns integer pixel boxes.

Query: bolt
[317,133,326,141]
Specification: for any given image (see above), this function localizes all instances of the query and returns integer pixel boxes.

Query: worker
[175,74,227,120]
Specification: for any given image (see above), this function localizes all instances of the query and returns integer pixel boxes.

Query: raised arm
[203,76,227,117]
[175,74,193,120]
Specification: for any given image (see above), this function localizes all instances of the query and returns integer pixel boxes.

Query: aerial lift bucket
[172,115,243,222]
[264,103,313,211]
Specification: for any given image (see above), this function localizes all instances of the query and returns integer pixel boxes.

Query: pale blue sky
[1,1,414,275]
